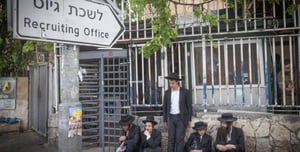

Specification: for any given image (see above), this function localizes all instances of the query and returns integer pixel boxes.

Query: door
[79,50,130,151]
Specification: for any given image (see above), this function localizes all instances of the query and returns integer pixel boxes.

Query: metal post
[58,45,82,152]
[298,5,300,106]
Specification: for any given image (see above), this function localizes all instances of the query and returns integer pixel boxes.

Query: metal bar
[283,0,286,28]
[151,4,154,38]
[142,49,145,104]
[53,43,59,113]
[218,40,222,105]
[144,7,146,39]
[233,39,237,104]
[280,37,286,105]
[200,0,203,35]
[100,58,104,150]
[208,0,211,34]
[224,41,229,104]
[264,38,270,105]
[216,0,220,33]
[263,0,266,29]
[256,38,261,105]
[289,36,295,105]
[148,56,152,104]
[171,44,175,72]
[210,40,215,105]
[298,5,300,107]
[183,0,186,35]
[235,0,238,32]
[121,0,124,40]
[178,43,182,86]
[248,38,253,105]
[154,52,158,105]
[191,41,197,105]
[129,1,132,39]
[192,0,194,35]
[253,0,256,30]
[163,47,168,94]
[226,0,229,32]
[136,13,139,39]
[184,43,189,88]
[244,0,247,31]
[241,38,245,105]
[273,1,276,28]
[293,0,296,27]
[135,47,139,105]
[272,37,277,105]
[202,38,207,110]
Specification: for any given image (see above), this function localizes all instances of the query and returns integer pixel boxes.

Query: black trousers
[167,114,186,152]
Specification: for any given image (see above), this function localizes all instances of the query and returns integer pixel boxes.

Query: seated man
[140,116,162,152]
[215,113,245,152]
[185,121,212,152]
[116,115,140,152]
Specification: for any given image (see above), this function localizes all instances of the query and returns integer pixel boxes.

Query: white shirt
[170,89,180,114]
[226,127,233,142]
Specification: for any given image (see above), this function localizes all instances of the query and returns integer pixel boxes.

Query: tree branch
[169,0,214,6]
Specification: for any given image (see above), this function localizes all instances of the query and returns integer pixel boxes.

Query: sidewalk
[0,130,57,152]
[0,130,116,152]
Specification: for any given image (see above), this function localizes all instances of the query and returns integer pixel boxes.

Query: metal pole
[58,45,82,152]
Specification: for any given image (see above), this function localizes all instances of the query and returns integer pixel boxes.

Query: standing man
[140,115,162,152]
[163,72,193,152]
[277,59,295,106]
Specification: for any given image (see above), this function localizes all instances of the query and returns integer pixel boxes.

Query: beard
[220,125,231,142]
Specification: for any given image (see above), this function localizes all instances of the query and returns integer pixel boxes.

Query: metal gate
[79,50,129,150]
[29,64,51,136]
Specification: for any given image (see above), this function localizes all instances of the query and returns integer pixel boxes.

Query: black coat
[214,127,245,152]
[163,87,193,126]
[185,133,212,152]
[140,129,162,152]
[123,124,140,152]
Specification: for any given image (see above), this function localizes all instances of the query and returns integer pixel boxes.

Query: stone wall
[135,112,300,152]
[0,77,29,132]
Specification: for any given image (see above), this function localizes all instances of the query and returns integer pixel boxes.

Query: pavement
[0,130,116,152]
[0,130,57,152]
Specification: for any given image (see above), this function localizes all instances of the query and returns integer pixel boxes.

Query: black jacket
[185,133,212,152]
[163,87,193,126]
[122,124,140,152]
[140,129,162,152]
[214,127,245,152]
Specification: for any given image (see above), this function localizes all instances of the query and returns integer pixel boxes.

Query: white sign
[13,0,125,47]
[0,78,16,110]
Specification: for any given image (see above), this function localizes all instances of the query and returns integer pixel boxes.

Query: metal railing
[111,0,300,113]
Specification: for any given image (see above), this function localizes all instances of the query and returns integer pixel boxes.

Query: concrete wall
[0,77,29,132]
[135,112,300,152]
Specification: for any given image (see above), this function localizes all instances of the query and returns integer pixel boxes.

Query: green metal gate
[79,50,129,151]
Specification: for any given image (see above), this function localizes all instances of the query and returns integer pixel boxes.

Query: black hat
[217,113,237,122]
[192,121,207,130]
[142,116,158,125]
[119,115,135,125]
[165,72,182,81]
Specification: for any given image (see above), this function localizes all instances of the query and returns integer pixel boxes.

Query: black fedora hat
[119,115,135,125]
[142,116,158,125]
[217,113,237,122]
[165,72,182,81]
[192,121,207,130]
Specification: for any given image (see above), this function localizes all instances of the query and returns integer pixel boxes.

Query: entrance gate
[79,50,130,151]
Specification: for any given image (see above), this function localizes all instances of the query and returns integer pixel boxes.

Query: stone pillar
[58,45,82,152]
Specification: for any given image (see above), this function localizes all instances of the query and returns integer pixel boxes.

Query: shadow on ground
[0,130,57,152]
